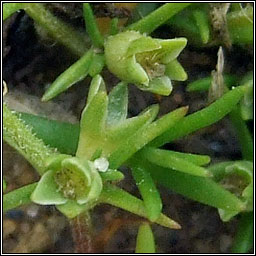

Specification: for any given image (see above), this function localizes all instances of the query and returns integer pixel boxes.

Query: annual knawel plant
[3,3,253,254]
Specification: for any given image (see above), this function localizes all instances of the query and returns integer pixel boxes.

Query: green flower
[31,154,103,218]
[105,30,187,95]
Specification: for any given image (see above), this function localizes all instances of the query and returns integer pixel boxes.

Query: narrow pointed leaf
[141,148,212,177]
[107,104,159,144]
[136,223,156,253]
[151,85,246,147]
[76,90,108,159]
[19,112,79,155]
[100,184,180,229]
[142,148,210,166]
[109,106,188,169]
[42,49,93,101]
[231,212,253,253]
[83,3,104,48]
[131,163,162,222]
[3,183,38,212]
[100,169,124,182]
[137,157,246,212]
[87,75,106,105]
[127,3,191,34]
[107,81,128,125]
[193,10,210,44]
[186,74,238,92]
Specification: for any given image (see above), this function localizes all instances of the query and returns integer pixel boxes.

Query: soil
[3,3,253,253]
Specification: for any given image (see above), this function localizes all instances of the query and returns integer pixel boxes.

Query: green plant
[3,3,253,253]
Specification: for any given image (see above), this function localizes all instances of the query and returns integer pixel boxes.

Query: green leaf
[105,105,159,156]
[109,106,188,169]
[127,3,191,34]
[107,81,128,126]
[100,169,124,182]
[131,163,162,222]
[76,88,108,159]
[42,49,93,101]
[136,223,156,253]
[19,112,79,155]
[143,148,210,166]
[87,75,106,104]
[186,74,238,92]
[192,10,210,44]
[141,147,212,177]
[30,170,67,205]
[3,183,38,212]
[151,85,246,147]
[83,3,104,48]
[100,184,180,229]
[231,212,253,253]
[229,106,253,161]
[138,157,246,212]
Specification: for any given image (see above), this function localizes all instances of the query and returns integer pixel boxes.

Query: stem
[3,104,56,175]
[3,183,38,212]
[127,3,191,34]
[23,3,88,56]
[70,211,96,253]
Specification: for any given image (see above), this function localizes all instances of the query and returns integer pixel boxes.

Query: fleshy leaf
[100,184,180,229]
[136,223,156,253]
[141,147,212,177]
[107,81,128,125]
[42,49,93,101]
[109,106,188,169]
[76,86,108,159]
[131,163,162,222]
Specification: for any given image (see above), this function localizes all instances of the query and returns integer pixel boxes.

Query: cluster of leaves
[3,3,253,253]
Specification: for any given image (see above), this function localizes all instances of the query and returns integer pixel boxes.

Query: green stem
[23,3,88,56]
[229,107,253,161]
[3,183,38,212]
[3,104,56,175]
[127,3,191,34]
